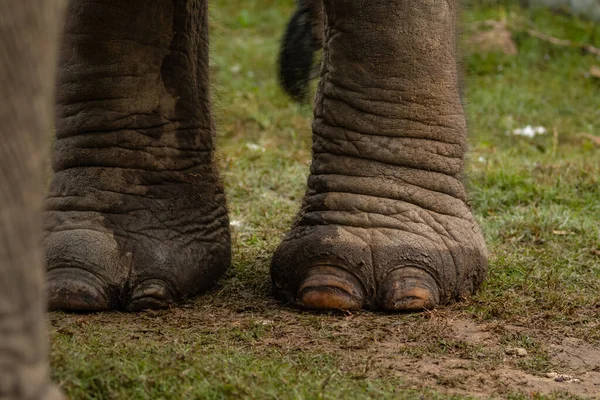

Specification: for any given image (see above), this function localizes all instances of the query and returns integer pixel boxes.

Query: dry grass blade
[527,29,600,56]
[579,132,600,146]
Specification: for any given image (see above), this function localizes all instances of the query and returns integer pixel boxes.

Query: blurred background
[527,0,600,21]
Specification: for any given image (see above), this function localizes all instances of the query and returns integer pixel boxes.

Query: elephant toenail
[296,266,364,311]
[47,268,111,311]
[378,267,439,312]
[127,280,174,311]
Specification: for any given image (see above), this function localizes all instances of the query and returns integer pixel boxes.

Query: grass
[49,1,600,399]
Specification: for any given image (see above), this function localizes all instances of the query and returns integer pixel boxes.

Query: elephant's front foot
[271,0,489,312]
[44,167,231,312]
[44,0,230,312]
[271,191,488,312]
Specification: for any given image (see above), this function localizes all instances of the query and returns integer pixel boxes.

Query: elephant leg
[44,0,230,311]
[0,1,66,398]
[272,0,488,311]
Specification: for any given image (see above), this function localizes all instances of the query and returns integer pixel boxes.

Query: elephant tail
[278,0,323,103]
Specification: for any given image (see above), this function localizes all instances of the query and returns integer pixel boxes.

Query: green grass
[49,1,600,399]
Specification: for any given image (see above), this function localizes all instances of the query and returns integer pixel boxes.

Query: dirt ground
[50,299,600,399]
[379,319,600,398]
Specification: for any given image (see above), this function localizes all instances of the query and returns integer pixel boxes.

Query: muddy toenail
[378,267,439,312]
[127,280,174,311]
[47,268,111,311]
[296,266,364,310]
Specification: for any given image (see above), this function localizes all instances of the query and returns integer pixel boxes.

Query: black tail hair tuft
[278,3,317,103]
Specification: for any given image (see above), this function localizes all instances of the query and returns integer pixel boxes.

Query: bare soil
[50,299,600,399]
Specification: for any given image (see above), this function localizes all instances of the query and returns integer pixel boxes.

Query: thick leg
[0,1,66,398]
[44,0,230,311]
[272,0,488,311]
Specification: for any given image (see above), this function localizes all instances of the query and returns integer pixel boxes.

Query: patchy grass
[49,0,600,399]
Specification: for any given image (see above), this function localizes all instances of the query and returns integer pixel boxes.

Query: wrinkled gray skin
[44,0,231,312]
[0,0,487,397]
[272,0,488,311]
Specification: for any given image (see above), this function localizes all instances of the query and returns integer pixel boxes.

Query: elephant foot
[43,0,230,312]
[44,167,231,312]
[271,0,488,312]
[271,201,487,312]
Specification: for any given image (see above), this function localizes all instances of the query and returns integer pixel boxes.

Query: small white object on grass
[509,125,547,137]
[506,347,528,357]
[546,372,582,383]
[230,220,243,228]
[246,143,266,152]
